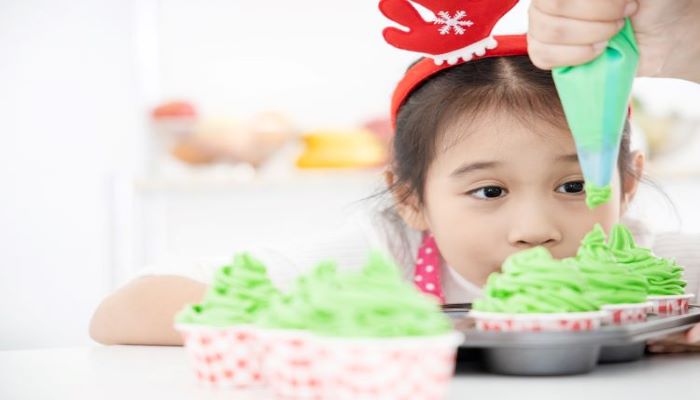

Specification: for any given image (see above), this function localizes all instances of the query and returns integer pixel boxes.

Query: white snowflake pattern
[434,10,474,35]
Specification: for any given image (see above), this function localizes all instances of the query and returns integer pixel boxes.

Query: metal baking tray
[442,304,700,376]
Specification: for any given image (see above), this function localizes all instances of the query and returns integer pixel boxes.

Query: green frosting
[256,261,338,331]
[608,224,686,295]
[472,247,599,313]
[175,252,280,327]
[584,182,612,209]
[574,225,648,305]
[323,252,451,337]
[258,252,451,337]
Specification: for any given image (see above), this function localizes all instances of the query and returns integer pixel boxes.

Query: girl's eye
[556,180,585,194]
[469,186,508,200]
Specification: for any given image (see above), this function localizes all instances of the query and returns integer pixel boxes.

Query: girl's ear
[620,150,645,215]
[384,170,430,231]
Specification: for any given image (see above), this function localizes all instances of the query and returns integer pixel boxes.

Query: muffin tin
[442,303,700,376]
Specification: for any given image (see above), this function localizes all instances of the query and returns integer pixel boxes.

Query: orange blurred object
[151,101,198,119]
[170,113,296,167]
[170,139,217,165]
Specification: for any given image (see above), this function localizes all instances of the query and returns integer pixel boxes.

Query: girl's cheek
[565,202,620,249]
[593,199,622,229]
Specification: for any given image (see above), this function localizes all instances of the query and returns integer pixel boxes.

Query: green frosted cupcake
[608,223,693,314]
[257,251,461,400]
[314,252,461,399]
[473,246,599,314]
[471,247,606,332]
[174,252,280,388]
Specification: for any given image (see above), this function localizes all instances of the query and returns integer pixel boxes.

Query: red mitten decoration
[380,0,519,65]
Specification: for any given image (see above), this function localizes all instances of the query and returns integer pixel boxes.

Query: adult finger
[529,5,624,46]
[532,0,637,21]
[527,35,607,70]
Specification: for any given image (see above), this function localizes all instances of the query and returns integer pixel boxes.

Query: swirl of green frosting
[472,247,599,313]
[608,224,686,295]
[585,182,612,209]
[256,261,338,331]
[320,252,451,337]
[176,252,280,326]
[574,224,648,305]
[258,252,451,337]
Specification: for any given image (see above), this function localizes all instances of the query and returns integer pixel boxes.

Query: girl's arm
[89,275,206,346]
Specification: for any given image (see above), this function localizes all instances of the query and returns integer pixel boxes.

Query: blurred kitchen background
[1,0,699,350]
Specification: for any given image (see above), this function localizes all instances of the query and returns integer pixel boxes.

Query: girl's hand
[647,323,700,353]
[527,0,700,83]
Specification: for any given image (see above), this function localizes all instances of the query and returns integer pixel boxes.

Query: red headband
[379,0,526,127]
[390,34,528,127]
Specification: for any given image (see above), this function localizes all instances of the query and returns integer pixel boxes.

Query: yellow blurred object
[296,129,387,169]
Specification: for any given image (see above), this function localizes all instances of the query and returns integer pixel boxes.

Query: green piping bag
[552,19,639,209]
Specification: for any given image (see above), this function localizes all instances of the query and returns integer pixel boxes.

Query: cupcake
[175,252,279,388]
[314,252,461,400]
[255,262,338,399]
[472,247,606,332]
[608,224,693,315]
[572,225,651,324]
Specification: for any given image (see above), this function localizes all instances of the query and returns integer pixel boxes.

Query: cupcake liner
[469,310,608,332]
[600,302,653,325]
[175,324,263,388]
[647,294,695,315]
[319,331,463,400]
[259,329,327,399]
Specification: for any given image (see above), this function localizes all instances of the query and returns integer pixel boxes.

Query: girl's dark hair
[390,55,635,204]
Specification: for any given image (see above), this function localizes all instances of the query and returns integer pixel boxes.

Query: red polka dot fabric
[413,232,445,304]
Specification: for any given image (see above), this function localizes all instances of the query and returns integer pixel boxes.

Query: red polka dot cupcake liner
[259,329,327,399]
[600,302,653,325]
[469,310,608,332]
[175,324,264,388]
[319,331,463,400]
[647,294,695,316]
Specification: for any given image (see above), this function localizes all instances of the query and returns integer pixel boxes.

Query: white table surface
[1,346,699,400]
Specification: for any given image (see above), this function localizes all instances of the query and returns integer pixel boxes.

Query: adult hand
[647,323,700,353]
[527,0,700,83]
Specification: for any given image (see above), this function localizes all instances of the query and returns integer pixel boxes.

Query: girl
[90,4,700,350]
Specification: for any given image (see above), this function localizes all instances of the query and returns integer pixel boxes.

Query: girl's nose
[507,209,562,249]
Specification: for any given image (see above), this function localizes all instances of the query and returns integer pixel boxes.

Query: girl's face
[399,110,642,286]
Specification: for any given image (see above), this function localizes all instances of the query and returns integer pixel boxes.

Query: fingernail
[687,326,700,343]
[624,1,638,17]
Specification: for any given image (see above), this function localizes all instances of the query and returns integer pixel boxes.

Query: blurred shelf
[133,168,385,192]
